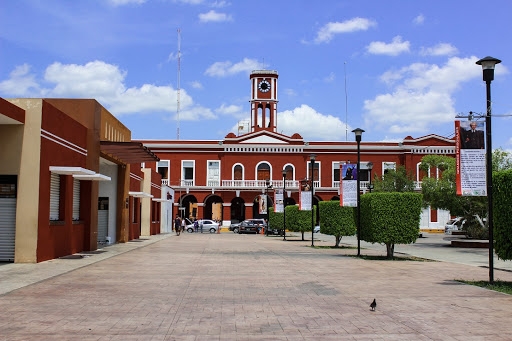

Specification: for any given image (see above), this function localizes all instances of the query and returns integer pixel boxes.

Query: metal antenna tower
[344,61,348,141]
[176,28,181,140]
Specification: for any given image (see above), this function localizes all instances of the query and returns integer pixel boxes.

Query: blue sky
[1,0,511,149]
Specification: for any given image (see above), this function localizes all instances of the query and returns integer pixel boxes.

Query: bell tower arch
[250,70,279,133]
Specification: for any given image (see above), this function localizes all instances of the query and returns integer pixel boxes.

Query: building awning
[73,174,111,181]
[152,198,171,202]
[49,166,111,181]
[100,141,160,164]
[129,191,154,198]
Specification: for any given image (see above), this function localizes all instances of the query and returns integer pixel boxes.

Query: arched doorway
[204,195,223,221]
[179,195,197,221]
[230,197,245,223]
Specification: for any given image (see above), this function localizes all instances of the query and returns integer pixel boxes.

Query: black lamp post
[352,128,364,256]
[265,178,272,236]
[367,161,374,193]
[282,169,287,241]
[310,154,316,247]
[476,56,501,284]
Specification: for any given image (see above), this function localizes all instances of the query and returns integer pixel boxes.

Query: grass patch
[347,254,434,261]
[457,280,512,295]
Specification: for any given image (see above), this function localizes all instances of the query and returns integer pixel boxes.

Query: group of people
[173,215,203,235]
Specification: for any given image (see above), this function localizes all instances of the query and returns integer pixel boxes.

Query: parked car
[229,221,241,232]
[237,220,260,234]
[185,219,219,233]
[232,219,266,234]
[314,225,320,233]
[445,217,464,234]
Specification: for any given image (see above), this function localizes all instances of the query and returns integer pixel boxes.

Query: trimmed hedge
[493,170,512,260]
[360,192,422,257]
[318,201,356,246]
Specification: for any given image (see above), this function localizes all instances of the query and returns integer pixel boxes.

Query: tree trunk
[335,236,341,247]
[386,243,395,258]
[301,231,305,241]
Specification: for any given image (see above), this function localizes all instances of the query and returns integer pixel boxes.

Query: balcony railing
[161,179,423,191]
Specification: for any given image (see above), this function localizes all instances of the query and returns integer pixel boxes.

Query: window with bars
[50,173,60,220]
[72,179,80,220]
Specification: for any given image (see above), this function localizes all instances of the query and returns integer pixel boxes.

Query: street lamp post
[265,179,272,236]
[352,128,364,256]
[310,154,316,247]
[367,161,374,193]
[476,56,501,284]
[282,169,287,241]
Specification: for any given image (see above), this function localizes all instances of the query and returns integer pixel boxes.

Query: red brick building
[138,70,455,231]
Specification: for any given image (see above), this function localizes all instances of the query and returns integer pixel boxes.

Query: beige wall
[7,99,42,263]
[0,125,23,174]
[140,168,152,236]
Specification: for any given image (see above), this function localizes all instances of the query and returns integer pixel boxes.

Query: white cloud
[420,43,458,56]
[277,104,349,141]
[324,72,335,82]
[204,58,261,77]
[364,56,482,134]
[0,64,40,96]
[216,103,243,115]
[413,14,425,25]
[211,1,229,7]
[0,61,215,121]
[174,0,204,4]
[366,36,410,56]
[107,0,147,6]
[198,10,233,23]
[314,17,377,44]
[189,81,203,89]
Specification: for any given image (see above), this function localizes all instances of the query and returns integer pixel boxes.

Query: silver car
[185,219,219,233]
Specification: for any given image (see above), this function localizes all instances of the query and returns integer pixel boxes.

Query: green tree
[285,205,316,241]
[420,155,487,238]
[492,148,512,171]
[372,165,416,192]
[360,192,422,258]
[318,201,356,247]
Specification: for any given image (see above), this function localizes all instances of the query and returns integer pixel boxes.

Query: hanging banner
[340,163,358,207]
[274,188,284,213]
[455,120,487,196]
[258,194,267,214]
[299,179,311,210]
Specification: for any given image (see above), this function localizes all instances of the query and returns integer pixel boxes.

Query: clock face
[258,80,271,93]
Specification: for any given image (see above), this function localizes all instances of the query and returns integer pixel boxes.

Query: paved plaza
[1,232,512,340]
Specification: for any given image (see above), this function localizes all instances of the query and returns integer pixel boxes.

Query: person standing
[462,121,485,149]
[193,219,199,233]
[174,215,181,236]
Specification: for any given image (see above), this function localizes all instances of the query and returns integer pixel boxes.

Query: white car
[445,217,464,234]
[185,219,219,233]
[314,225,320,233]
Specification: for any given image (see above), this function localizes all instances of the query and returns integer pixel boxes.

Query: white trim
[49,166,95,176]
[73,174,111,181]
[129,191,154,198]
[41,129,88,156]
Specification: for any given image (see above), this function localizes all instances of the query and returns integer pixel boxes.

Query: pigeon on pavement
[370,299,377,311]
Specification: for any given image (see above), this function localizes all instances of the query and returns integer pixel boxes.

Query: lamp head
[367,161,374,170]
[476,56,501,82]
[309,154,316,162]
[265,178,270,186]
[352,128,365,142]
[282,169,287,178]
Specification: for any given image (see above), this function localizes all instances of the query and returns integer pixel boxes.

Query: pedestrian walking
[174,215,181,236]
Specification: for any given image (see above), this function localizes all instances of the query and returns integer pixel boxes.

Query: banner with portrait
[274,188,284,213]
[455,120,487,196]
[339,163,358,206]
[299,179,312,211]
[258,194,267,214]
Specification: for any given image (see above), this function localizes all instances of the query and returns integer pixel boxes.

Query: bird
[370,299,377,311]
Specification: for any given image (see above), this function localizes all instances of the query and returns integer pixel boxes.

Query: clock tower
[250,70,278,133]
